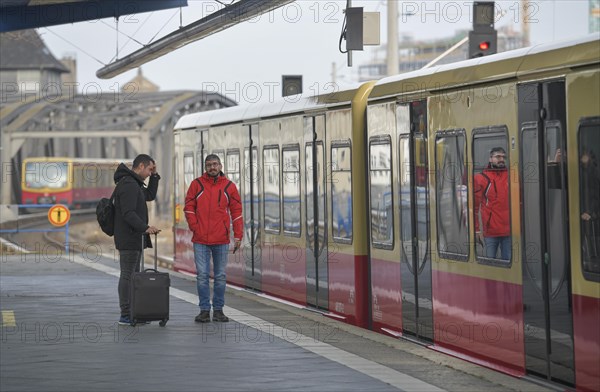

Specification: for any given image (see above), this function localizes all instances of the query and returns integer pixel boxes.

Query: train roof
[22,157,129,165]
[369,34,600,101]
[174,83,363,130]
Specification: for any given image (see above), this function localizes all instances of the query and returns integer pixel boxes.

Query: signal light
[468,31,497,58]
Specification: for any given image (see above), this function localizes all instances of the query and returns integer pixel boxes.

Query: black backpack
[96,182,120,236]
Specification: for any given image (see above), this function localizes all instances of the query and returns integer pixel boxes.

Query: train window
[183,153,195,190]
[472,128,512,265]
[226,150,240,186]
[331,143,352,243]
[24,162,68,189]
[435,131,468,261]
[282,147,301,237]
[369,137,393,249]
[263,147,281,234]
[578,117,600,281]
[213,150,225,168]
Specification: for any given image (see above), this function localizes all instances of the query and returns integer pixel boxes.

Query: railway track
[0,209,173,270]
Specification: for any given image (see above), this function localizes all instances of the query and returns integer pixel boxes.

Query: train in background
[21,157,124,208]
[173,35,600,391]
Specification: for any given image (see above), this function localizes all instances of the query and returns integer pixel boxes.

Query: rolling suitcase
[130,233,170,327]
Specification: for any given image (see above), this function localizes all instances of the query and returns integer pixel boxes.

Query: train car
[173,34,599,390]
[173,84,376,326]
[21,157,124,208]
[366,34,599,390]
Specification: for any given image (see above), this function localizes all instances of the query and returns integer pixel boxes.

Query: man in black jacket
[113,154,161,325]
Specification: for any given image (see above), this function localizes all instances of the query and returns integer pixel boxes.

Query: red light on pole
[479,41,490,51]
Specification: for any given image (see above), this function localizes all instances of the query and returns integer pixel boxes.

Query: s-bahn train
[21,157,124,208]
[173,35,600,390]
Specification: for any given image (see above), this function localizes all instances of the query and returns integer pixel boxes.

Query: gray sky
[39,0,593,104]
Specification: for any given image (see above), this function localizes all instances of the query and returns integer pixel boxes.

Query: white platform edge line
[71,255,445,392]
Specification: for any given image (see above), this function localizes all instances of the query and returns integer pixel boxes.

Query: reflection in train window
[579,118,600,280]
[435,131,468,260]
[263,147,281,233]
[282,147,301,237]
[369,138,393,249]
[472,129,512,264]
[331,144,352,243]
[183,153,194,189]
[226,150,240,187]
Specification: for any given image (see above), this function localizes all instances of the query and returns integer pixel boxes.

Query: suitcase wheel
[159,319,168,327]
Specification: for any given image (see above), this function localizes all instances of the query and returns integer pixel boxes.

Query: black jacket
[113,163,160,250]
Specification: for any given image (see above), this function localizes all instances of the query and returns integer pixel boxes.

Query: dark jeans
[118,250,141,317]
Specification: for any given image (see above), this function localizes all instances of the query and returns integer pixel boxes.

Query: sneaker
[194,310,211,323]
[212,310,229,322]
[118,315,131,325]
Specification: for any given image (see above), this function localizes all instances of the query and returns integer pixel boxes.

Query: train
[173,35,600,391]
[21,157,124,208]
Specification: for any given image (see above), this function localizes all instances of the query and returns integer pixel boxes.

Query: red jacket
[473,167,510,237]
[184,172,243,245]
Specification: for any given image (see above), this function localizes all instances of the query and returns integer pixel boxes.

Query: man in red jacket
[474,147,511,260]
[184,154,243,322]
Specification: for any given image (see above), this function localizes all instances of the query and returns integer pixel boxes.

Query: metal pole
[387,0,399,76]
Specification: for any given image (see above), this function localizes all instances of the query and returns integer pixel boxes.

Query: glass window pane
[579,121,600,277]
[264,148,280,233]
[183,154,195,189]
[370,141,393,248]
[283,148,301,236]
[435,133,468,259]
[332,145,352,242]
[472,132,511,262]
[226,151,240,187]
[24,162,68,189]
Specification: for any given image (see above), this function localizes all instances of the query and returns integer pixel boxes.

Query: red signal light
[479,41,490,51]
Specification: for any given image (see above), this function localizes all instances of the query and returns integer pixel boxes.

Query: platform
[0,252,552,392]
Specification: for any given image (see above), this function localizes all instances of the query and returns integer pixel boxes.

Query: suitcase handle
[154,232,158,270]
[143,268,159,273]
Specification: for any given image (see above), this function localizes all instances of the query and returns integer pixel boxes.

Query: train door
[397,101,434,342]
[244,124,262,291]
[518,81,575,385]
[304,115,328,310]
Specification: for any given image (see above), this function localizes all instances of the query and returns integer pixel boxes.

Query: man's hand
[233,239,241,254]
[146,226,161,234]
[476,232,485,246]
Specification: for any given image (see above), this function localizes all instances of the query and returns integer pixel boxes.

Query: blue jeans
[193,243,229,311]
[485,236,511,260]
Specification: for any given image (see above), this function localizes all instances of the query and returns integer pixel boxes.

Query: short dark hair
[490,147,506,156]
[133,154,155,168]
[204,154,221,164]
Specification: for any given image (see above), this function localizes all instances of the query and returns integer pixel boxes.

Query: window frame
[331,140,353,244]
[369,135,394,250]
[471,126,513,267]
[434,129,469,262]
[578,116,600,282]
[263,145,281,235]
[282,144,302,237]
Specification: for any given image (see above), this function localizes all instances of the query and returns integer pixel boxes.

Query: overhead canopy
[0,0,187,32]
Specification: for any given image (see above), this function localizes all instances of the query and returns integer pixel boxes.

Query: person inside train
[113,154,161,326]
[474,147,511,260]
[580,148,600,271]
[184,154,243,323]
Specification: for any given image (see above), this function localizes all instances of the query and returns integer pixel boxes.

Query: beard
[491,162,505,169]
